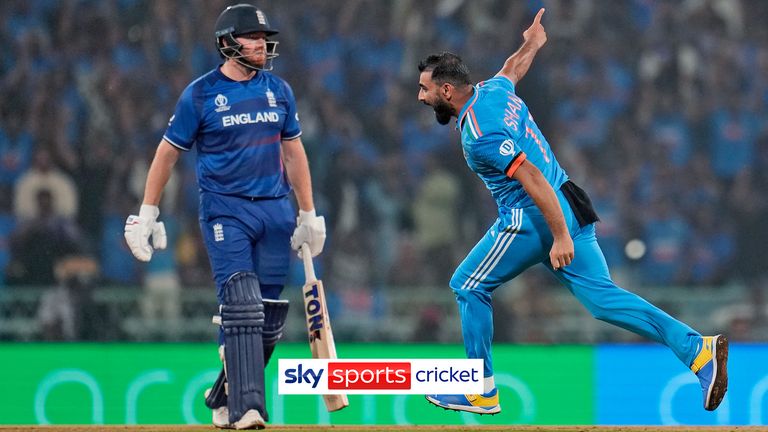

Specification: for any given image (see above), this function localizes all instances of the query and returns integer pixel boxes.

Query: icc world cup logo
[215,94,230,112]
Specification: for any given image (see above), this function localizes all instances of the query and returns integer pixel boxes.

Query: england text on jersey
[222,112,280,127]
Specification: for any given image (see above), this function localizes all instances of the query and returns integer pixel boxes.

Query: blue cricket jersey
[457,75,568,209]
[163,67,301,198]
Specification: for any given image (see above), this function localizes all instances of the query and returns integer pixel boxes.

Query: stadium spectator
[6,189,81,286]
[13,148,78,222]
[37,254,100,341]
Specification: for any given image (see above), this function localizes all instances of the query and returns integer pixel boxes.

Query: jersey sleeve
[472,131,527,178]
[485,74,516,93]
[162,86,201,151]
[281,81,302,140]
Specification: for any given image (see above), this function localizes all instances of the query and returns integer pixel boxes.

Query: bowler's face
[417,71,438,106]
[418,70,453,125]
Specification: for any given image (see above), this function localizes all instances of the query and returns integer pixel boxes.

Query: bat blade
[302,278,349,411]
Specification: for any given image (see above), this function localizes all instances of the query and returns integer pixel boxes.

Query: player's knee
[449,269,466,291]
[450,272,496,294]
[451,284,492,308]
[588,304,612,322]
[221,272,265,331]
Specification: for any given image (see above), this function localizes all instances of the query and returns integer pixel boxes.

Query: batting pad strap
[221,304,265,330]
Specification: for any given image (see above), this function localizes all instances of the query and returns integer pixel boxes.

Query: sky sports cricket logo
[278,359,483,394]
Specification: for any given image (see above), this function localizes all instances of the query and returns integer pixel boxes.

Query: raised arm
[511,159,574,270]
[496,8,547,85]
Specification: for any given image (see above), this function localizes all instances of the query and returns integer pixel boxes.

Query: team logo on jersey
[499,139,515,156]
[213,223,224,242]
[266,89,277,107]
[215,94,230,112]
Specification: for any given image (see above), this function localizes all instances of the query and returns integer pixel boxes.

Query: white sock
[484,376,495,393]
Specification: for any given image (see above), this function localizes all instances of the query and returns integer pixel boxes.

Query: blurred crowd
[1,0,767,341]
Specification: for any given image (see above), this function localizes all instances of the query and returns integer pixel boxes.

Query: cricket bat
[301,244,349,412]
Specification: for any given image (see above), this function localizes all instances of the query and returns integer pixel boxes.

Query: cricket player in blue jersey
[124,4,325,429]
[418,9,728,414]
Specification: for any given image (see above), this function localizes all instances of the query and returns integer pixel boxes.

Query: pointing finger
[533,8,545,25]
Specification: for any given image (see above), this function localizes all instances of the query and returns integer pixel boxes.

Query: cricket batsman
[124,4,326,429]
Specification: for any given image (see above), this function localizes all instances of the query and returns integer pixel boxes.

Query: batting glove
[290,209,326,257]
[124,204,167,262]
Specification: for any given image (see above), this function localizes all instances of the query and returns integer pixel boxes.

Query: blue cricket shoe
[425,388,501,415]
[690,334,729,411]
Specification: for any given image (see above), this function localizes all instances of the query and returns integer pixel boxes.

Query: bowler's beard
[433,99,453,125]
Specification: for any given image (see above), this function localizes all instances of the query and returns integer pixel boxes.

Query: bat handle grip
[301,243,317,282]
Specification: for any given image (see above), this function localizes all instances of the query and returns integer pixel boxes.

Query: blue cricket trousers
[450,189,702,377]
[199,191,295,304]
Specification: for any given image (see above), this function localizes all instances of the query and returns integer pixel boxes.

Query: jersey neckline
[457,86,479,131]
[215,64,263,83]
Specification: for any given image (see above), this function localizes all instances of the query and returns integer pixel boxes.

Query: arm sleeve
[281,81,302,140]
[162,86,201,151]
[472,131,527,178]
